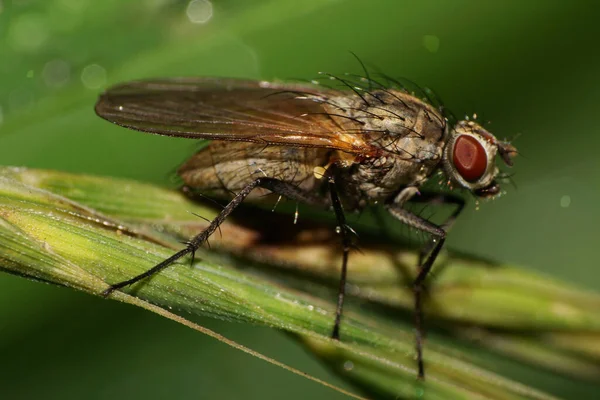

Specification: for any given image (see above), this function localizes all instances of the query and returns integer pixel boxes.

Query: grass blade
[3,167,598,399]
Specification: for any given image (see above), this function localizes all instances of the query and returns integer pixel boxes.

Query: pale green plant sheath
[2,167,599,399]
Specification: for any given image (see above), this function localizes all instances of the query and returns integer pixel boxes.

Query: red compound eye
[453,135,487,182]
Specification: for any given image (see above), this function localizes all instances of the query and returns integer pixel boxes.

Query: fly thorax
[325,89,448,202]
[345,147,442,202]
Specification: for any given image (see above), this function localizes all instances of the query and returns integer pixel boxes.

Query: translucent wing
[95,77,372,155]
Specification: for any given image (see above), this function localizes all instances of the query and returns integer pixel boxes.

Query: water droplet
[43,59,71,87]
[81,64,107,89]
[335,226,341,234]
[343,361,354,371]
[422,35,440,53]
[307,305,314,311]
[560,195,571,208]
[9,13,49,52]
[186,0,213,24]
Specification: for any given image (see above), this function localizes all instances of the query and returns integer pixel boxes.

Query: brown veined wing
[94,77,372,156]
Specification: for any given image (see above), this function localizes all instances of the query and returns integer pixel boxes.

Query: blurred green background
[1,1,599,399]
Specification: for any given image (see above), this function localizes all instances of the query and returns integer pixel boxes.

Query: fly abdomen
[178,141,329,200]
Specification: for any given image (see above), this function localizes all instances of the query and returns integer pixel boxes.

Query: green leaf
[3,167,599,399]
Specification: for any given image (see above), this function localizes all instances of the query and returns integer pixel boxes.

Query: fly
[94,73,517,379]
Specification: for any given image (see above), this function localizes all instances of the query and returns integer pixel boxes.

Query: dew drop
[186,0,213,24]
[9,13,49,52]
[343,361,354,371]
[43,59,71,87]
[422,35,440,53]
[560,195,571,208]
[81,64,107,89]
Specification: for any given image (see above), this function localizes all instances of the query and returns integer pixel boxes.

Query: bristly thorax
[319,89,448,204]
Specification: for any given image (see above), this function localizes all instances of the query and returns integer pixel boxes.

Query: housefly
[94,73,517,379]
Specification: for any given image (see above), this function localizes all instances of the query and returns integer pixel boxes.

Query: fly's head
[442,120,517,198]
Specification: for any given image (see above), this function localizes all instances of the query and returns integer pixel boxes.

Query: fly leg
[386,190,464,379]
[328,177,355,340]
[408,192,465,266]
[101,177,326,297]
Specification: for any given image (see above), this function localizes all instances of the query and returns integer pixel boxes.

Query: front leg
[386,189,448,380]
[407,192,465,266]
